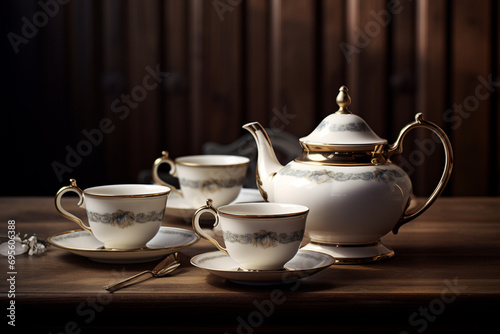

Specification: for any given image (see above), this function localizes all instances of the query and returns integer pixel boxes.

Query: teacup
[55,179,171,250]
[192,200,309,271]
[152,151,249,208]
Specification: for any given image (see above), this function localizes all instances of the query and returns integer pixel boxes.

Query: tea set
[50,85,453,284]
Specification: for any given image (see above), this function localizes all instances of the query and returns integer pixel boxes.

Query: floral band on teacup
[87,209,165,229]
[179,176,246,190]
[223,229,304,249]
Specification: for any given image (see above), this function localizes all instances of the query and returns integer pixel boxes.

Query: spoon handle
[104,270,153,293]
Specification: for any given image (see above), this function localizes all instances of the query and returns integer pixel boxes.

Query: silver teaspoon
[104,252,181,293]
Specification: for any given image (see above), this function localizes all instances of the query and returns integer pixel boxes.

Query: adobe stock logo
[7,0,71,54]
[399,277,467,334]
[340,0,405,64]
[212,0,243,21]
[51,65,169,182]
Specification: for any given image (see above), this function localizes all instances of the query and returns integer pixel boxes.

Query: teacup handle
[152,151,183,196]
[54,179,92,234]
[386,113,454,234]
[192,199,228,255]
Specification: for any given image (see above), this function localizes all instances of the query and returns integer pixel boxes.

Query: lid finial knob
[335,85,352,114]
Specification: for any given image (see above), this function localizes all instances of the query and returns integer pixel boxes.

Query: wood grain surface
[0,197,498,332]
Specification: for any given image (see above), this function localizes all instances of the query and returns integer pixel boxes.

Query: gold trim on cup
[176,156,250,168]
[84,187,171,199]
[218,205,309,219]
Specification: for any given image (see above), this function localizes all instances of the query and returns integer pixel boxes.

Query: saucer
[190,250,334,285]
[301,241,394,264]
[166,188,264,221]
[48,226,200,264]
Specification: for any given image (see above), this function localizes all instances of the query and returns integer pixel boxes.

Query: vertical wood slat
[413,0,448,196]
[321,0,346,118]
[102,0,126,184]
[188,0,204,153]
[244,0,270,125]
[163,0,189,159]
[67,0,105,187]
[279,0,316,135]
[450,0,492,195]
[69,0,96,130]
[389,0,416,138]
[390,0,439,198]
[269,0,282,125]
[390,0,435,198]
[95,0,500,196]
[125,0,162,181]
[200,0,243,149]
[18,0,498,196]
[496,0,500,195]
[40,1,74,191]
[388,0,416,183]
[346,0,389,137]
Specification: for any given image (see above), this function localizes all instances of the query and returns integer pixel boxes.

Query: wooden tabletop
[1,197,499,333]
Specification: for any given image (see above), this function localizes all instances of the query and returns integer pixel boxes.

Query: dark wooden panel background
[2,0,499,196]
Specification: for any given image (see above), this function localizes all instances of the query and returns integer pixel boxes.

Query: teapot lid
[300,86,387,148]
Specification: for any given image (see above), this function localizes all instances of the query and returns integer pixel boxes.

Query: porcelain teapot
[243,86,453,263]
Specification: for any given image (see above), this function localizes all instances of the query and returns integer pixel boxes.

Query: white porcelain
[192,201,308,271]
[301,241,394,264]
[190,250,334,285]
[243,85,453,263]
[274,163,411,244]
[55,180,171,250]
[153,152,250,208]
[166,188,264,221]
[48,226,199,263]
[301,112,387,146]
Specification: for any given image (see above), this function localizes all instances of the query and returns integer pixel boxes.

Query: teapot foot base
[301,241,394,264]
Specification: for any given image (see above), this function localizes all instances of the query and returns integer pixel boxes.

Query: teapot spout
[243,122,283,201]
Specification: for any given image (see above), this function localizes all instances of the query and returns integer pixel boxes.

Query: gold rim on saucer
[48,227,199,253]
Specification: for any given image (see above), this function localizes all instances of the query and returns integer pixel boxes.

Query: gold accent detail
[176,159,249,168]
[152,151,183,197]
[255,164,269,201]
[84,189,171,198]
[192,199,229,255]
[243,122,273,147]
[47,229,199,253]
[218,207,308,219]
[104,252,181,292]
[295,151,380,166]
[335,85,352,114]
[388,113,454,234]
[237,267,288,272]
[306,241,394,264]
[55,179,91,233]
[300,142,386,152]
[311,241,380,247]
[295,142,389,166]
[371,144,387,165]
[333,251,394,264]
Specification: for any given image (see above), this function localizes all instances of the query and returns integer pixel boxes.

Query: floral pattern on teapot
[315,120,370,133]
[279,165,406,184]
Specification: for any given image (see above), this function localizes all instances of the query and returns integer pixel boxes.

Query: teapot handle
[386,113,454,234]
